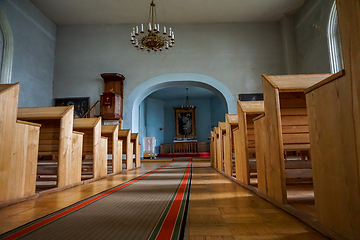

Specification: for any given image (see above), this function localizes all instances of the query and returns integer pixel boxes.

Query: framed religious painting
[174,107,196,140]
[55,97,90,118]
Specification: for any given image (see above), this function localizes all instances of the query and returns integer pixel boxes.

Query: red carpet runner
[0,161,192,240]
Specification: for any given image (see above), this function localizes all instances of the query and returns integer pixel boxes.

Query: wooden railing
[160,142,210,154]
[82,100,100,118]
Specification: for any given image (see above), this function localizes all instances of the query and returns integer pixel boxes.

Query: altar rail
[160,142,210,154]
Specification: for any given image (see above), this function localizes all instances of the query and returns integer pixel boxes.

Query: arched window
[327,1,344,73]
[0,8,13,84]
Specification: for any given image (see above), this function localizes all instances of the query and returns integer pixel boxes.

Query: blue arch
[123,73,236,132]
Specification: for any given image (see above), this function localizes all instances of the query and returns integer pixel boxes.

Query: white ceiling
[30,0,306,25]
[148,86,217,100]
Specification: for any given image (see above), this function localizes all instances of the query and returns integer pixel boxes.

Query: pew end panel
[119,129,132,170]
[5,121,41,202]
[305,68,360,238]
[218,122,226,173]
[17,106,75,190]
[70,131,84,185]
[214,127,221,171]
[100,137,108,178]
[101,125,119,174]
[236,100,264,185]
[73,117,102,180]
[131,133,141,168]
[225,114,238,177]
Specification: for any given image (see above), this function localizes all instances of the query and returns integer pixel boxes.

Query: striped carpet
[1,161,192,240]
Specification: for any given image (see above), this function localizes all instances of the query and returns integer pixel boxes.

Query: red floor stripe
[154,162,191,240]
[3,162,174,240]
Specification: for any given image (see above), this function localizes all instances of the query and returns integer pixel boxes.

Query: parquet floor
[0,161,328,240]
[187,162,328,240]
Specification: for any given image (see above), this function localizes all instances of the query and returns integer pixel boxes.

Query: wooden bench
[234,100,264,185]
[17,106,84,191]
[0,83,41,205]
[217,122,226,172]
[119,129,133,170]
[131,133,141,168]
[73,117,107,180]
[210,131,216,167]
[224,114,238,177]
[214,127,220,171]
[262,73,331,204]
[101,125,122,174]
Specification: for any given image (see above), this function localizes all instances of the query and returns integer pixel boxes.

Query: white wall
[53,22,286,113]
[0,0,56,107]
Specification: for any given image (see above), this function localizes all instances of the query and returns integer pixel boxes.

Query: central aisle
[1,161,192,240]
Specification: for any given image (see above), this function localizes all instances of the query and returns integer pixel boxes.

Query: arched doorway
[123,73,236,132]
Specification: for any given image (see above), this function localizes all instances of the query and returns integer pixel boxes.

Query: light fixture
[130,0,175,53]
[181,88,195,109]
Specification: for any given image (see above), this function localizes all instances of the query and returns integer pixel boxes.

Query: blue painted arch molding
[123,73,237,132]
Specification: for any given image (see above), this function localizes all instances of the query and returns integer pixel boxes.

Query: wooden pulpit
[100,73,125,120]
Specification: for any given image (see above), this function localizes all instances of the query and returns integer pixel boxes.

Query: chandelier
[182,88,195,109]
[130,0,175,53]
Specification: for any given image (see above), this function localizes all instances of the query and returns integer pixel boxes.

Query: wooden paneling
[254,114,267,195]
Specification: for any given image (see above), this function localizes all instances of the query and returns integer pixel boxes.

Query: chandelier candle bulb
[135,26,139,35]
[148,23,152,31]
[168,28,172,37]
[163,26,166,34]
[157,24,160,32]
[141,24,144,33]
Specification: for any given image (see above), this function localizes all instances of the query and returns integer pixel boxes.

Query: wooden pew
[101,125,122,174]
[301,1,360,238]
[224,114,238,177]
[17,106,84,191]
[73,117,106,180]
[253,114,267,195]
[217,122,226,173]
[235,101,264,185]
[214,127,221,171]
[0,83,41,205]
[119,129,133,170]
[262,73,331,204]
[210,131,215,167]
[99,136,108,178]
[131,133,141,168]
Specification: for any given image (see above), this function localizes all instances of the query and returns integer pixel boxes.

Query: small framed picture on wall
[54,97,90,118]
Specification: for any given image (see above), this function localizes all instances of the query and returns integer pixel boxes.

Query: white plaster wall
[53,22,285,113]
[0,0,56,107]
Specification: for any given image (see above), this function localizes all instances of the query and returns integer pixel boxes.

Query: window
[327,1,344,73]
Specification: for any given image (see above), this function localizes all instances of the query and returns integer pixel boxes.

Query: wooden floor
[0,161,327,239]
[187,162,327,240]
